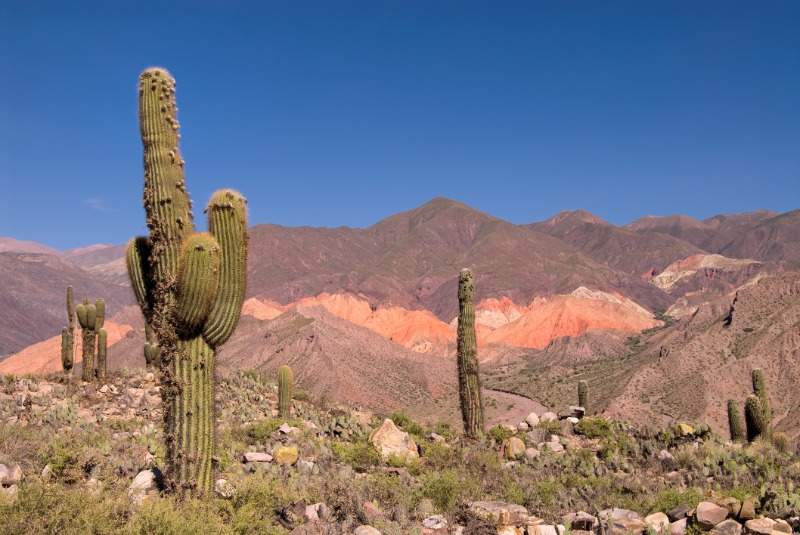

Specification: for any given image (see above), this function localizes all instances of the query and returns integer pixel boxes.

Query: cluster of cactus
[743,369,772,442]
[321,414,372,439]
[65,291,107,383]
[278,365,293,419]
[457,269,483,439]
[126,67,248,496]
[577,380,589,412]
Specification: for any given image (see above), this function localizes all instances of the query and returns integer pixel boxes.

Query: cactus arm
[127,237,153,314]
[175,233,221,333]
[727,399,744,442]
[61,327,73,372]
[95,298,105,330]
[202,190,248,347]
[96,328,107,382]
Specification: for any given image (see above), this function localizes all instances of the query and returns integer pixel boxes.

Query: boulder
[467,501,536,527]
[0,463,23,486]
[214,478,235,499]
[773,519,792,534]
[668,504,691,522]
[717,497,742,519]
[558,406,585,419]
[353,527,381,535]
[670,518,688,535]
[422,515,448,535]
[369,419,419,461]
[243,452,273,463]
[525,412,540,426]
[528,428,549,444]
[609,518,648,535]
[712,519,744,535]
[695,501,729,530]
[506,437,526,460]
[738,498,757,521]
[524,448,540,461]
[529,526,559,535]
[658,449,676,466]
[541,412,557,423]
[744,518,776,535]
[128,468,162,506]
[644,512,670,534]
[564,511,599,531]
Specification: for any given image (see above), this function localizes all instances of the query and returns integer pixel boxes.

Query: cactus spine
[745,394,768,442]
[751,369,772,439]
[578,380,588,412]
[457,268,483,439]
[727,399,744,442]
[278,365,293,420]
[126,67,248,496]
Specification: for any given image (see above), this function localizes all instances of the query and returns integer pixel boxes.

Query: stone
[0,463,23,486]
[128,468,162,506]
[273,446,299,466]
[717,497,742,519]
[610,518,648,535]
[546,441,564,454]
[497,528,524,535]
[558,406,585,419]
[428,433,446,443]
[243,452,273,463]
[744,518,776,535]
[712,519,743,535]
[529,525,559,535]
[773,519,791,534]
[528,428,549,444]
[525,412,540,426]
[214,478,235,498]
[296,459,315,473]
[507,437,526,459]
[524,448,540,461]
[658,449,676,465]
[279,423,301,435]
[667,504,691,522]
[540,412,557,423]
[644,512,670,533]
[518,422,530,431]
[738,498,757,521]
[304,503,331,522]
[1,484,18,497]
[599,508,643,521]
[362,501,384,521]
[564,511,599,531]
[368,418,419,461]
[696,501,729,530]
[41,464,53,481]
[670,518,688,535]
[422,515,448,534]
[144,372,155,381]
[559,420,574,436]
[353,527,381,535]
[468,501,534,527]
[567,417,580,424]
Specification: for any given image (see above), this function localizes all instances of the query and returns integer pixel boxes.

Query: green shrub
[487,425,515,442]
[574,417,614,439]
[331,441,381,470]
[388,411,423,436]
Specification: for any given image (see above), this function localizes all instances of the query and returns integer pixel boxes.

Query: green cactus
[77,298,97,382]
[457,268,483,439]
[96,328,107,383]
[278,364,293,420]
[745,394,768,442]
[773,431,789,453]
[126,67,248,496]
[143,322,161,368]
[578,380,589,412]
[60,327,73,373]
[752,369,772,439]
[727,399,745,442]
[94,298,105,331]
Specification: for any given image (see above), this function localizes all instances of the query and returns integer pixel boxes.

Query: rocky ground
[1,369,799,534]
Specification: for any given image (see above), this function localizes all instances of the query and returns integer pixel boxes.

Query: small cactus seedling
[727,399,744,442]
[457,268,483,439]
[278,365,293,420]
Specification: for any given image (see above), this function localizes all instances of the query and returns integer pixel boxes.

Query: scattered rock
[1,484,19,497]
[296,459,315,473]
[773,519,792,534]
[518,422,530,431]
[128,468,162,506]
[422,514,448,534]
[717,497,742,519]
[428,433,446,443]
[506,437,526,460]
[668,504,691,522]
[524,447,540,461]
[304,502,331,522]
[529,525,559,535]
[528,428,549,444]
[362,501,384,522]
[0,463,23,486]
[467,501,538,527]
[353,526,381,535]
[695,502,729,530]
[368,419,419,461]
[558,406,585,420]
[564,511,599,531]
[525,412,540,426]
[540,412,557,423]
[658,449,676,466]
[738,498,757,521]
[609,517,648,535]
[744,518,776,535]
[670,518,688,535]
[712,519,744,535]
[645,512,670,534]
[243,452,273,463]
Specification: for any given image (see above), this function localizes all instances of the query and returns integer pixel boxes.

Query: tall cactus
[457,268,483,439]
[62,286,76,375]
[745,394,768,442]
[578,380,589,412]
[727,399,744,442]
[77,298,98,382]
[751,369,772,439]
[278,365,293,420]
[126,67,248,496]
[96,328,107,383]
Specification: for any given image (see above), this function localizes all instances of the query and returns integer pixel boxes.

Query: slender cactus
[278,365,293,420]
[64,286,76,375]
[578,380,589,412]
[96,328,107,383]
[752,369,772,439]
[745,394,767,442]
[457,268,483,439]
[77,298,97,382]
[126,67,248,496]
[61,327,73,373]
[727,399,744,442]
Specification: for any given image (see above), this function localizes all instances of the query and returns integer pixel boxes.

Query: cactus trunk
[751,369,772,440]
[96,328,107,383]
[745,394,767,442]
[64,286,76,376]
[727,399,744,442]
[278,365,293,420]
[578,380,588,412]
[457,268,483,439]
[127,67,248,497]
[61,328,73,373]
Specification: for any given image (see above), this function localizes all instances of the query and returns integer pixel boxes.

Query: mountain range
[1,198,798,436]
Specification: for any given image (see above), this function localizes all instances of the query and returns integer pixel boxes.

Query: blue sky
[1,0,798,251]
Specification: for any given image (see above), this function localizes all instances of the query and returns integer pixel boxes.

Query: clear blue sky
[1,0,798,251]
